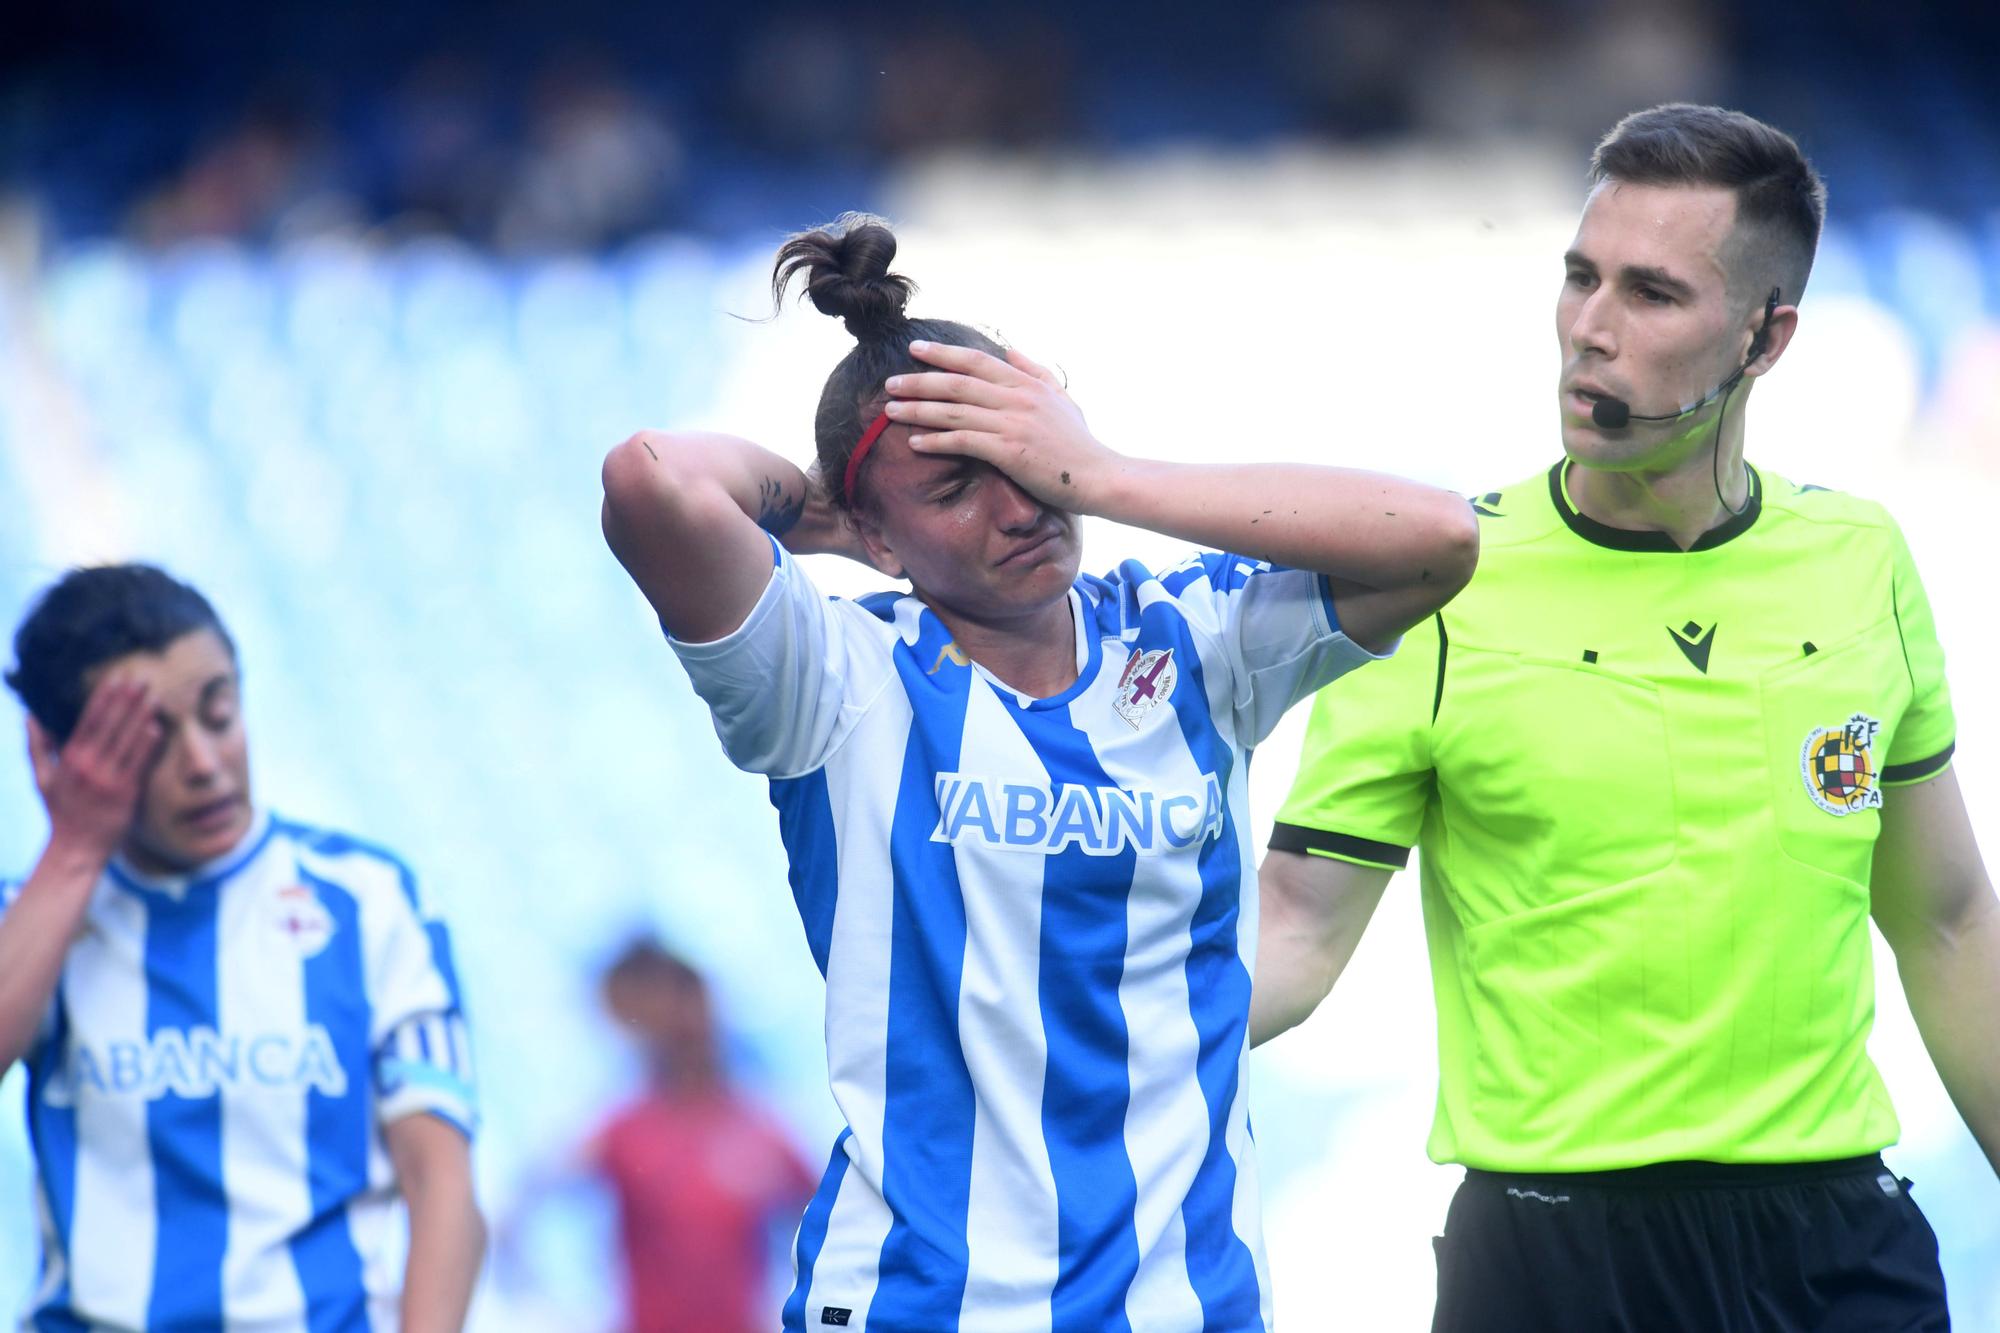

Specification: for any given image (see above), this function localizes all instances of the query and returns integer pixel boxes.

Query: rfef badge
[1800,712,1884,816]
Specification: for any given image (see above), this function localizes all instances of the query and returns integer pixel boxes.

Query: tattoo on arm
[755,476,806,537]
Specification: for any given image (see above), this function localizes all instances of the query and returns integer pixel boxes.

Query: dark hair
[771,212,1006,511]
[5,563,236,744]
[1589,104,1826,302]
[603,938,704,993]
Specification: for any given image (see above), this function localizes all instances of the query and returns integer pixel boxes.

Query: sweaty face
[86,629,254,875]
[853,425,1082,627]
[1555,181,1757,472]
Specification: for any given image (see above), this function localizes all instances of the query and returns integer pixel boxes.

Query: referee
[1253,104,1998,1332]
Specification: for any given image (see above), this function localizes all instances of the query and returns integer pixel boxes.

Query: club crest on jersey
[271,883,336,957]
[1799,713,1884,816]
[1114,647,1177,728]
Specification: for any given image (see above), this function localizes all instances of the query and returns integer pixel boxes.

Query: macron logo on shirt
[931,772,1225,855]
[40,1025,350,1106]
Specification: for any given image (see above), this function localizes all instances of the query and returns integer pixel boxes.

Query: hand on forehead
[81,631,238,722]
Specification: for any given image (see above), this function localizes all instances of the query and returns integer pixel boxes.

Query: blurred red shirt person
[590,942,815,1333]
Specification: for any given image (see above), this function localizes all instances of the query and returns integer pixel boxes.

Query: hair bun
[772,212,917,341]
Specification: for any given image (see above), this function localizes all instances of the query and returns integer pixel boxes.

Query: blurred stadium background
[3,1,1997,1327]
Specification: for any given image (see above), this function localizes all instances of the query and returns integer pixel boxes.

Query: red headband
[842,410,894,506]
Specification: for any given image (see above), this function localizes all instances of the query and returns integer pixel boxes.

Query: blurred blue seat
[1809,223,1867,301]
[393,238,511,361]
[1860,211,1986,383]
[44,242,156,378]
[1980,212,2000,318]
[160,241,278,382]
[278,240,397,367]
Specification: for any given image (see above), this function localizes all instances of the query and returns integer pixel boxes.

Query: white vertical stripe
[217,854,311,1330]
[449,1015,475,1083]
[803,694,908,1327]
[1228,1058,1272,1333]
[367,1290,401,1332]
[29,1174,68,1311]
[1143,1211,1200,1331]
[66,888,157,1326]
[1134,579,1238,742]
[953,686,1059,1327]
[1227,799,1274,1332]
[1087,669,1208,1331]
[300,846,446,1048]
[365,1116,397,1192]
[424,1015,451,1068]
[347,1193,402,1331]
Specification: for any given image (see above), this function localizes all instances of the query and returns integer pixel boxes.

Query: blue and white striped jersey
[672,543,1383,1333]
[1,812,475,1332]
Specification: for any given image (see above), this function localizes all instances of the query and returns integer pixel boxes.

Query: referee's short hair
[5,563,236,744]
[1590,104,1827,304]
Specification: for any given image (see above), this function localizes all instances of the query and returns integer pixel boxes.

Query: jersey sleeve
[1154,552,1390,747]
[669,539,894,779]
[1882,521,1956,784]
[368,868,477,1138]
[1269,611,1440,869]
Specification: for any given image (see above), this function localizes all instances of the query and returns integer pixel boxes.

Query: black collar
[1548,460,1762,553]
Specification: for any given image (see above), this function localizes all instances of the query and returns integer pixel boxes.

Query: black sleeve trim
[1890,565,1919,697]
[1882,743,1955,785]
[1268,822,1412,869]
[1431,611,1449,723]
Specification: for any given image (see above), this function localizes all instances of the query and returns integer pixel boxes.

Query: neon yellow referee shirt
[1273,462,1957,1171]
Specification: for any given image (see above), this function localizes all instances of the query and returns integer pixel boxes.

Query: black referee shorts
[1430,1155,1949,1332]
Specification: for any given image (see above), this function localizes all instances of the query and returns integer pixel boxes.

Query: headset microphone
[1591,384,1727,430]
[1586,287,1781,432]
[1588,396,1632,430]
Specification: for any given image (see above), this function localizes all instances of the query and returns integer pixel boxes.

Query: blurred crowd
[4,0,1996,251]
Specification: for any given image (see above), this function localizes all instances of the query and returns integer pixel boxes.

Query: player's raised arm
[0,679,160,1072]
[600,430,860,645]
[885,341,1480,651]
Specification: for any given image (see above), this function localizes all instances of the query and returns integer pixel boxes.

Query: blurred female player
[599,214,1478,1333]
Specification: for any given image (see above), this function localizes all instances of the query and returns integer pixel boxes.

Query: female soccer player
[0,564,482,1331]
[599,214,1478,1333]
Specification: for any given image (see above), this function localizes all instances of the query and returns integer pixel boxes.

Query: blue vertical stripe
[1012,702,1140,1333]
[781,1129,854,1331]
[868,614,977,1330]
[771,771,840,975]
[144,891,229,1328]
[1152,605,1262,1328]
[25,990,81,1328]
[290,870,372,1333]
[279,820,465,1012]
